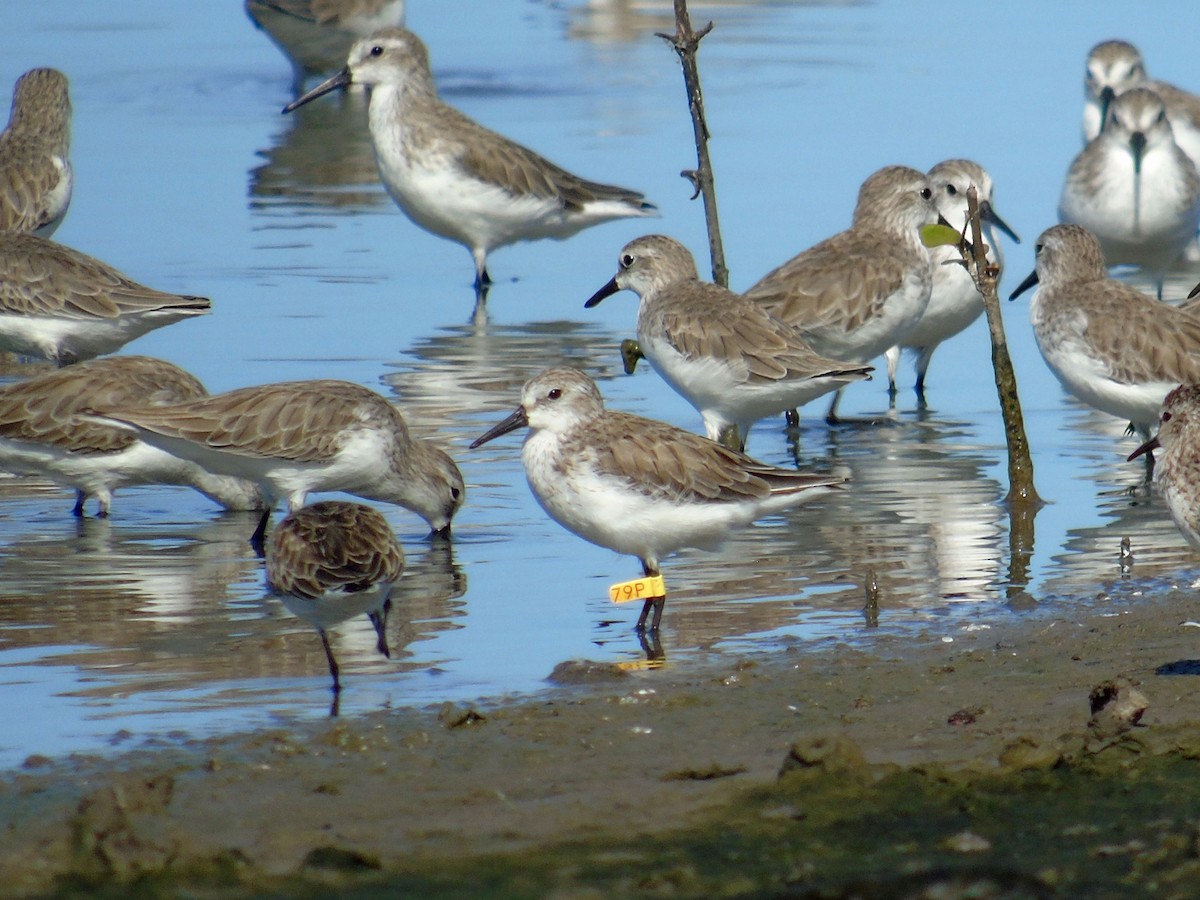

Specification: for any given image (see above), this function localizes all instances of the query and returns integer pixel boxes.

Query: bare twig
[963,186,1041,589]
[657,1,727,287]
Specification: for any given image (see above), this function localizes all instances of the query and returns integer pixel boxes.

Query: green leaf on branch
[919,223,963,248]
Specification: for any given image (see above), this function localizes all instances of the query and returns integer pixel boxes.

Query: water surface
[1,0,1198,767]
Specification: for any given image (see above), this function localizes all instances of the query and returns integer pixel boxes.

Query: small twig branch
[657,1,727,287]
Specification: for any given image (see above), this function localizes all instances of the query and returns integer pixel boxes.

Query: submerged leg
[470,280,490,327]
[72,490,86,517]
[472,247,492,289]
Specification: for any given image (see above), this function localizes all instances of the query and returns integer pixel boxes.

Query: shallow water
[1,0,1199,768]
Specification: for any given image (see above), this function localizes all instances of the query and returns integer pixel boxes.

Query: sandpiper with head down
[89,379,464,548]
[585,234,871,450]
[282,27,657,294]
[266,499,405,704]
[470,367,845,634]
[0,355,263,516]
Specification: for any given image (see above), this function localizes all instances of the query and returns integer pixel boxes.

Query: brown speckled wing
[0,233,210,319]
[653,283,865,384]
[452,106,647,211]
[0,356,207,454]
[103,380,407,462]
[744,231,909,333]
[588,410,842,503]
[0,137,64,233]
[1078,290,1200,385]
[268,502,405,599]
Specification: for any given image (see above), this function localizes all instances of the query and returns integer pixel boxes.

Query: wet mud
[4,582,1200,898]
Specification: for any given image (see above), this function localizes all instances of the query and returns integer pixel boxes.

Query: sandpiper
[0,232,211,367]
[246,0,406,95]
[884,159,1020,399]
[0,68,72,237]
[0,356,263,516]
[470,367,845,633]
[1060,87,1200,298]
[1083,39,1200,169]
[282,27,657,291]
[266,499,405,700]
[89,378,464,547]
[742,165,939,421]
[1010,224,1200,442]
[1130,385,1200,549]
[585,234,871,450]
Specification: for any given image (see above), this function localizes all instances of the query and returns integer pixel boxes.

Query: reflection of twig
[656,1,727,288]
[961,186,1040,589]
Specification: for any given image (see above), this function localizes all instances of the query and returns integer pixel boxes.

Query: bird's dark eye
[369,45,384,57]
[450,487,461,500]
[1034,242,1043,254]
[1162,411,1173,423]
[945,184,958,196]
[620,253,635,268]
[920,187,932,200]
[548,388,562,400]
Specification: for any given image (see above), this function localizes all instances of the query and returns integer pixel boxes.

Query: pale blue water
[0,0,1198,768]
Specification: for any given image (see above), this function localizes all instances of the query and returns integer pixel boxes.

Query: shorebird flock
[5,8,1200,693]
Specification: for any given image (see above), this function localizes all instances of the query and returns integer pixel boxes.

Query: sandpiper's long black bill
[469,406,529,448]
[584,276,621,309]
[282,68,352,114]
[1128,434,1160,462]
[980,201,1021,244]
[1009,269,1039,301]
[1098,85,1116,134]
[1189,280,1200,300]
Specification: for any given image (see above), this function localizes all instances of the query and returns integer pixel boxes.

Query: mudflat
[4,580,1200,898]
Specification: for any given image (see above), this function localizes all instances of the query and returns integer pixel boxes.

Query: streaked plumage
[0,232,211,366]
[282,27,657,289]
[470,367,845,632]
[1131,385,1200,549]
[585,234,870,449]
[884,159,1020,397]
[88,379,465,545]
[0,68,72,237]
[1010,224,1200,441]
[266,499,405,695]
[0,355,263,515]
[743,166,939,419]
[1060,87,1200,297]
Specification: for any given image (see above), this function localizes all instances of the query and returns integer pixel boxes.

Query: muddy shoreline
[4,582,1200,897]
